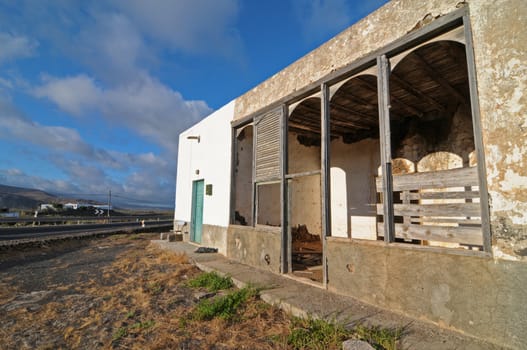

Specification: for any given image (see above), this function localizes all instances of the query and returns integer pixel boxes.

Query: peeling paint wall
[468,0,527,258]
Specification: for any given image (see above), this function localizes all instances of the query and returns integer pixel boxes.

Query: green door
[191,180,204,243]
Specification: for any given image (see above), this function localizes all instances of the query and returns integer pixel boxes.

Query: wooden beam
[377,223,483,246]
[376,166,479,191]
[356,75,424,117]
[411,52,468,106]
[391,73,446,112]
[330,101,379,123]
[376,203,481,217]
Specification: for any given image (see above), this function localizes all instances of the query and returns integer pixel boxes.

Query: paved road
[0,220,172,240]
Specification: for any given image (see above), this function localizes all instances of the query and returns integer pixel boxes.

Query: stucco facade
[174,1,526,348]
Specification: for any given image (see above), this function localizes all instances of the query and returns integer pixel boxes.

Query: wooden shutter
[254,107,282,181]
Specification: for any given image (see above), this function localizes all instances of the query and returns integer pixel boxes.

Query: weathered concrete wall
[468,0,527,259]
[330,138,380,239]
[327,238,527,349]
[201,224,228,255]
[233,0,461,120]
[226,225,281,274]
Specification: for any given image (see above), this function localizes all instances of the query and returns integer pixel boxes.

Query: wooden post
[280,104,290,273]
[377,55,395,243]
[463,13,492,253]
[321,83,331,288]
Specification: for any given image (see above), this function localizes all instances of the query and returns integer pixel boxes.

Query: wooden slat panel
[377,223,483,245]
[376,203,481,217]
[409,217,481,225]
[376,166,478,191]
[405,191,480,200]
[255,108,281,181]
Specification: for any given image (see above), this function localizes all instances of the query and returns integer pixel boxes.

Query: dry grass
[0,234,399,349]
[0,234,292,349]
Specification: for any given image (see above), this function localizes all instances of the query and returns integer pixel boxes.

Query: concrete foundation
[227,225,281,274]
[327,238,527,348]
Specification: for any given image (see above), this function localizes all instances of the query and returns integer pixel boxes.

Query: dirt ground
[0,233,293,349]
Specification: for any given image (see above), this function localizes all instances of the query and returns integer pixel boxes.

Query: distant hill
[0,184,59,210]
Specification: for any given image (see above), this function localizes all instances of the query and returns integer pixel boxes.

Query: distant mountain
[0,184,59,210]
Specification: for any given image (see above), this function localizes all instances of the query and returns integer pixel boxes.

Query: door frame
[190,179,205,243]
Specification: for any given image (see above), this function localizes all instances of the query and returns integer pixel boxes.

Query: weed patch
[355,324,402,350]
[284,317,352,350]
[191,287,257,321]
[187,271,233,292]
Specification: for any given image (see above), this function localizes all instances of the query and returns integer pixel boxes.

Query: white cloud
[0,32,38,64]
[0,97,176,207]
[33,74,211,155]
[0,98,91,154]
[33,75,101,116]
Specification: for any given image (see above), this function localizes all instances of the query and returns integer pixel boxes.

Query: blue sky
[0,0,388,209]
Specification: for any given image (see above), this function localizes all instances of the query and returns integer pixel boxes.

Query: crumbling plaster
[468,0,527,258]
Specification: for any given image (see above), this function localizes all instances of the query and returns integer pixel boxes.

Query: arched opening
[376,40,482,249]
[287,96,323,283]
[329,74,381,240]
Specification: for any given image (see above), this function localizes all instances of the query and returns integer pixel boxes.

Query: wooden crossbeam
[411,52,468,106]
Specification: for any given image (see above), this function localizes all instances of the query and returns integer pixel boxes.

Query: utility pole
[107,189,111,221]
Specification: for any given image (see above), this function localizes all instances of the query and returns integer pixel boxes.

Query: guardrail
[0,215,172,225]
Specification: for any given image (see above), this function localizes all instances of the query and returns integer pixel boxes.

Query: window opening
[232,125,254,226]
[377,38,483,250]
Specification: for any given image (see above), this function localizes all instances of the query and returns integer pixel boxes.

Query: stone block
[342,339,375,350]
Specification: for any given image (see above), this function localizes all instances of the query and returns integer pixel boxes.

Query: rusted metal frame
[321,83,331,288]
[377,55,395,243]
[410,52,468,106]
[280,104,290,274]
[463,13,492,253]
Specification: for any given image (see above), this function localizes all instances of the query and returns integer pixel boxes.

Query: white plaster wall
[288,133,322,235]
[330,138,380,239]
[174,100,235,228]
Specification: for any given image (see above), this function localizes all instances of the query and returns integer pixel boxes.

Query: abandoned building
[174,1,526,348]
